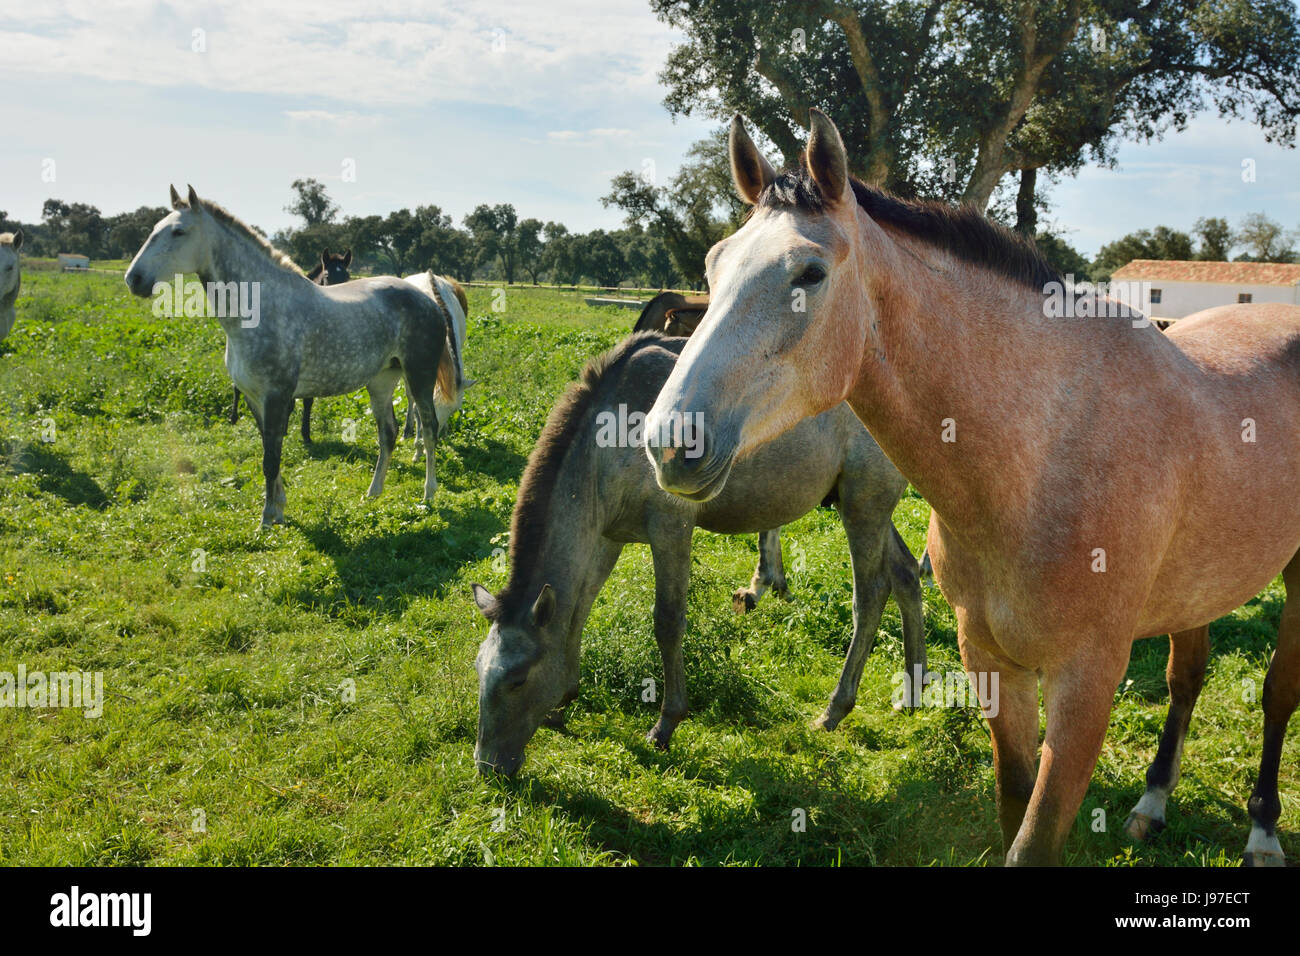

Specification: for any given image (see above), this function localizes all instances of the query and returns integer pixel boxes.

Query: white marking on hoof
[1243,825,1285,867]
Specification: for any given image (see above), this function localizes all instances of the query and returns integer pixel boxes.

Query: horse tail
[428,272,466,403]
[436,337,459,404]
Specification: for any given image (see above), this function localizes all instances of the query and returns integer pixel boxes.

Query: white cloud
[0,0,681,111]
[284,110,386,130]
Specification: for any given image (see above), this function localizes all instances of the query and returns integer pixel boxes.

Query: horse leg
[888,524,927,709]
[1244,552,1300,866]
[815,512,891,731]
[408,403,424,464]
[258,392,292,528]
[229,386,241,425]
[961,631,1040,853]
[404,376,440,501]
[1006,643,1131,865]
[300,397,314,444]
[647,520,691,749]
[1125,625,1209,841]
[364,374,400,498]
[732,529,788,613]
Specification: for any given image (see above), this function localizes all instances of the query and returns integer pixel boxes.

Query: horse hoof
[1124,811,1165,843]
[1244,828,1285,866]
[731,590,757,614]
[812,711,842,731]
[645,727,672,751]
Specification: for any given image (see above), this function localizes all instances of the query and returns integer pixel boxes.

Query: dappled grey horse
[229,247,353,441]
[0,230,22,342]
[472,331,925,775]
[125,185,451,527]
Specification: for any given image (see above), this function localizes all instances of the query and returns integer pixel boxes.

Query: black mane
[489,331,674,618]
[757,167,1062,291]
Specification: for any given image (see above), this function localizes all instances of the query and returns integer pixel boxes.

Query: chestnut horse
[645,110,1300,867]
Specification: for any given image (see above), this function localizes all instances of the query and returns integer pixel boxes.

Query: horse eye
[508,677,527,691]
[794,264,826,287]
[173,229,186,237]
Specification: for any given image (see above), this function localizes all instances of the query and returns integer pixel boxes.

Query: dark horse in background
[229,248,353,441]
[633,291,710,337]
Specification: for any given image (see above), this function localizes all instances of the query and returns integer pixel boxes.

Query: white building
[57,253,90,272]
[1110,259,1300,322]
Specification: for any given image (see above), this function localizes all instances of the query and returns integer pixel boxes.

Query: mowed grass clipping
[0,270,1294,866]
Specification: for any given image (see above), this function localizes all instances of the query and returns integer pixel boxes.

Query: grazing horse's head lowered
[471,583,564,776]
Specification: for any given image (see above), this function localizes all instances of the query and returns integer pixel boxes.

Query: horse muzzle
[124,269,153,298]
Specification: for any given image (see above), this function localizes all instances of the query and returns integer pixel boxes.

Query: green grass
[0,270,1293,866]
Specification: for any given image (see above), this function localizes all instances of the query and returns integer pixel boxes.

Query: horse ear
[529,584,555,628]
[186,184,203,212]
[11,229,21,251]
[729,114,776,205]
[471,583,497,617]
[806,108,849,205]
[321,248,331,264]
[342,249,352,267]
[170,184,184,210]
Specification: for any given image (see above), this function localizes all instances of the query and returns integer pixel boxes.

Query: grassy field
[0,269,1293,866]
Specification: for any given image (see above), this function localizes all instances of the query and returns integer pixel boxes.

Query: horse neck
[846,221,1081,534]
[200,220,303,311]
[507,427,620,649]
[1,273,17,314]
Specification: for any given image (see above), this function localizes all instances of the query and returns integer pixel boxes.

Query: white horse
[0,230,23,342]
[401,271,472,460]
[125,185,453,528]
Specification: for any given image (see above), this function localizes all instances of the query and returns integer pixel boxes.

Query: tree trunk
[1014,167,1038,237]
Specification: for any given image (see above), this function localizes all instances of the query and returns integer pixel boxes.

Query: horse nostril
[652,422,716,489]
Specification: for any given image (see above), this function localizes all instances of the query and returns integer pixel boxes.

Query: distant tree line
[0,178,689,290]
[3,171,1293,291]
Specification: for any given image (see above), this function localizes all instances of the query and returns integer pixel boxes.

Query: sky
[1,0,1297,258]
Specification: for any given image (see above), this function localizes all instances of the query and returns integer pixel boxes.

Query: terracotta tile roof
[1111,259,1300,286]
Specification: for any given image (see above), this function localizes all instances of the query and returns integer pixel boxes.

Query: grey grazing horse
[472,331,925,775]
[125,185,451,527]
[0,230,22,342]
[230,246,352,441]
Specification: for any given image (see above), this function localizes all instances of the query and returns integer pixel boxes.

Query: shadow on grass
[5,442,108,509]
[1123,589,1285,704]
[295,500,506,614]
[1078,776,1256,864]
[496,759,903,865]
